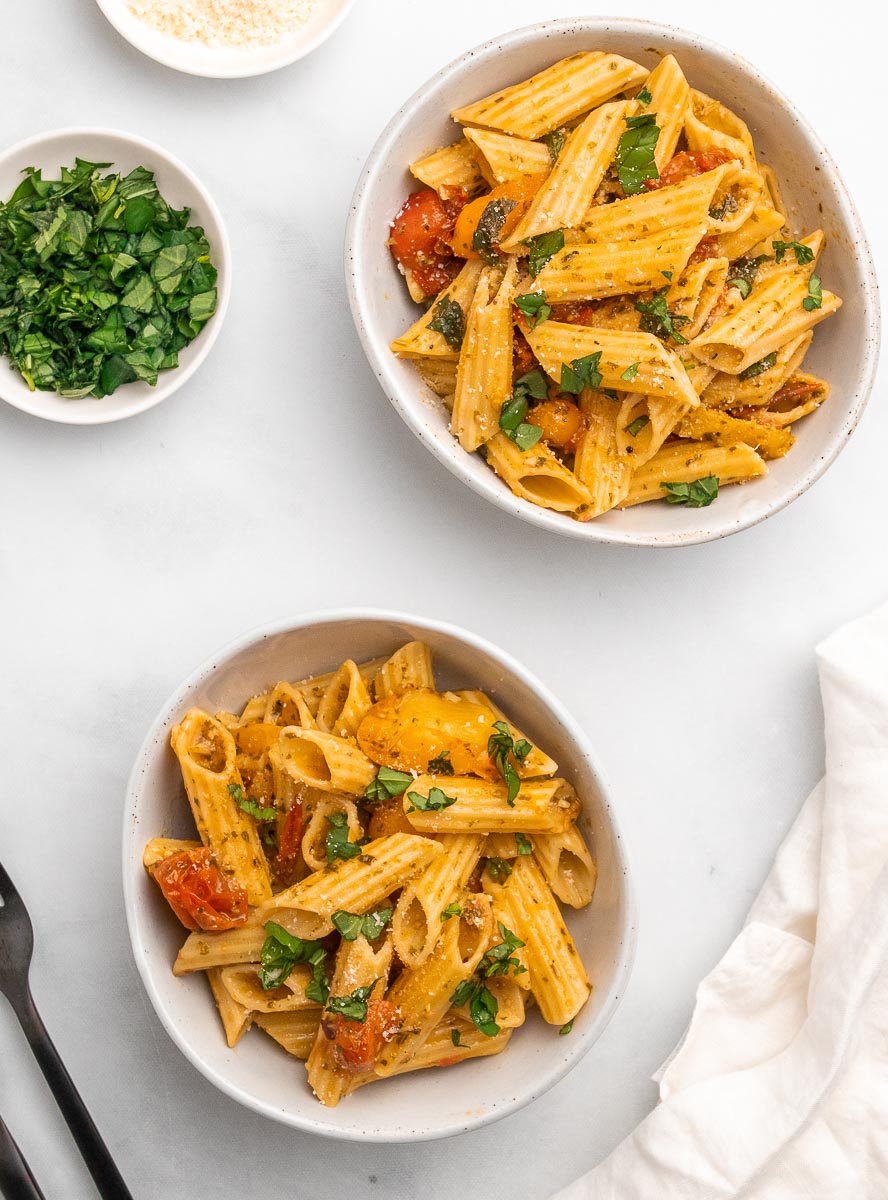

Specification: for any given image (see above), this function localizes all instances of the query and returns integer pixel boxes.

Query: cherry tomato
[512,328,538,381]
[150,848,248,932]
[332,1000,401,1072]
[527,398,586,451]
[368,796,418,839]
[646,148,735,190]
[388,189,466,297]
[549,301,605,326]
[687,234,721,267]
[772,380,822,406]
[450,176,545,259]
[277,801,304,862]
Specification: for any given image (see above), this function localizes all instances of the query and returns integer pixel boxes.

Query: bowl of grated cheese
[94,0,358,78]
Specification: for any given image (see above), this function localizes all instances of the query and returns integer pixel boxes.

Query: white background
[0,1,884,1196]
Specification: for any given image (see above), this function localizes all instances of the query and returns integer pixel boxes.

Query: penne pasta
[390,260,483,360]
[451,260,517,451]
[315,659,373,739]
[254,1009,322,1060]
[644,55,690,170]
[463,127,553,184]
[484,431,595,517]
[410,139,486,199]
[531,826,598,908]
[392,833,485,968]
[402,775,580,834]
[621,440,767,506]
[374,641,436,698]
[270,726,377,796]
[207,968,251,1048]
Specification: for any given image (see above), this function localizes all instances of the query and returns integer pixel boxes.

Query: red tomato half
[646,148,735,190]
[150,848,248,932]
[332,1000,401,1072]
[388,189,465,297]
[687,234,721,267]
[277,801,304,863]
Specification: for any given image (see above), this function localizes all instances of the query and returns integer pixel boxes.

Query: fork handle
[11,989,134,1200]
[0,1115,46,1200]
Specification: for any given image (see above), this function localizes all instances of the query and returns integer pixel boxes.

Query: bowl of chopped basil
[0,127,230,424]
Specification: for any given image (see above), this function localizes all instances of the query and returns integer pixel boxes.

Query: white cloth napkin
[553,603,888,1200]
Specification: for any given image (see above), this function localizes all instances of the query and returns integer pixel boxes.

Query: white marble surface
[0,1,883,1196]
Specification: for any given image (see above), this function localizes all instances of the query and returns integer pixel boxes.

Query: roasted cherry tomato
[512,328,538,381]
[332,1000,401,1072]
[450,176,545,259]
[527,398,586,452]
[549,301,605,326]
[687,234,721,267]
[150,848,248,932]
[368,796,418,840]
[277,801,304,862]
[646,148,735,190]
[388,189,466,296]
[772,379,822,406]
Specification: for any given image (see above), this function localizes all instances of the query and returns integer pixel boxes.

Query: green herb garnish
[773,240,815,266]
[560,351,603,395]
[513,289,551,330]
[739,352,777,380]
[709,194,738,221]
[427,750,454,776]
[0,159,217,398]
[451,978,500,1038]
[406,786,458,813]
[331,906,393,942]
[637,86,653,106]
[635,287,689,344]
[515,832,533,856]
[727,254,768,297]
[514,367,549,400]
[451,1028,462,1047]
[543,128,568,162]
[326,984,375,1024]
[621,362,640,381]
[441,902,463,922]
[479,923,526,978]
[228,783,276,822]
[625,414,650,437]
[259,922,328,996]
[522,229,565,277]
[661,475,720,507]
[365,767,413,803]
[615,114,660,194]
[427,295,465,350]
[559,1020,574,1035]
[499,392,543,451]
[485,856,513,881]
[326,811,361,863]
[488,720,532,805]
[473,197,517,264]
[803,274,822,311]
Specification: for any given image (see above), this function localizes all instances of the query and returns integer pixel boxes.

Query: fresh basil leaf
[325,811,361,862]
[803,274,822,311]
[365,767,413,803]
[450,979,476,1008]
[515,832,533,856]
[360,906,393,941]
[637,86,653,105]
[615,114,660,194]
[738,352,777,380]
[635,287,689,344]
[499,393,543,451]
[559,1020,574,1035]
[620,362,640,381]
[727,254,769,298]
[441,902,463,922]
[773,240,815,266]
[479,923,526,978]
[473,197,517,264]
[406,786,458,813]
[522,229,565,277]
[487,720,531,805]
[451,1028,462,1047]
[512,422,543,451]
[258,922,327,991]
[332,906,393,942]
[709,194,738,221]
[543,128,568,162]
[427,750,454,776]
[514,368,549,400]
[228,782,277,822]
[661,269,673,280]
[331,911,364,941]
[625,414,650,437]
[305,947,331,1004]
[428,295,465,351]
[514,289,551,330]
[560,351,603,395]
[485,856,513,882]
[470,985,500,1037]
[661,475,720,507]
[729,277,752,298]
[326,983,375,1024]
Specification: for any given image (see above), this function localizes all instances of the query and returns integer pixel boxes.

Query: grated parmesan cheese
[128,0,319,48]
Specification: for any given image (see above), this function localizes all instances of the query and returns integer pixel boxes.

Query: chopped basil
[709,193,738,221]
[485,856,513,882]
[406,786,458,813]
[522,229,565,277]
[560,351,603,395]
[727,254,768,297]
[620,362,640,381]
[440,902,463,922]
[661,269,673,280]
[479,924,526,979]
[515,832,533,856]
[637,86,652,105]
[615,113,660,194]
[661,475,720,507]
[332,906,393,942]
[513,289,551,330]
[559,1020,574,1036]
[543,128,567,162]
[739,352,777,380]
[451,1028,462,1047]
[803,274,822,311]
[635,287,689,344]
[625,414,650,437]
[514,368,549,401]
[730,278,752,299]
[259,921,328,994]
[326,983,375,1024]
[365,766,413,803]
[473,197,516,265]
[427,750,454,776]
[487,720,532,805]
[499,392,543,452]
[326,811,361,863]
[228,782,276,822]
[773,240,815,266]
[305,948,331,1004]
[450,978,500,1038]
[427,295,465,351]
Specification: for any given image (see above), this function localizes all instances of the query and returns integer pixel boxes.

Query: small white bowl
[95,0,358,78]
[346,19,880,547]
[0,128,230,425]
[123,609,636,1141]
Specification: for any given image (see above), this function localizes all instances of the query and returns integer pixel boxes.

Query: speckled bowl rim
[345,17,881,548]
[122,608,637,1141]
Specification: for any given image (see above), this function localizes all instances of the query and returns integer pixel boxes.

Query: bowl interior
[95,0,356,78]
[348,20,878,545]
[124,614,635,1140]
[0,128,229,424]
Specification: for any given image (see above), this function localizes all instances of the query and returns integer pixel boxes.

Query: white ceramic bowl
[346,19,880,547]
[0,128,230,425]
[123,610,636,1141]
[95,0,357,78]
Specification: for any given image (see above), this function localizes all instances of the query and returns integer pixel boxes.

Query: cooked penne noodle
[173,918,267,975]
[352,1021,512,1091]
[667,256,729,340]
[410,139,486,198]
[270,726,377,796]
[644,55,690,170]
[451,261,517,451]
[415,356,458,398]
[757,372,829,425]
[701,332,812,409]
[374,640,436,698]
[390,260,483,360]
[684,89,756,168]
[403,775,580,834]
[717,201,786,262]
[621,440,767,506]
[677,404,795,459]
[452,690,558,777]
[392,833,485,968]
[463,127,553,184]
[315,659,373,739]
[484,431,595,517]
[219,964,319,1013]
[532,826,598,908]
[300,794,362,873]
[573,391,634,517]
[142,837,201,869]
[254,1009,322,1060]
[207,968,251,1048]
[272,657,390,718]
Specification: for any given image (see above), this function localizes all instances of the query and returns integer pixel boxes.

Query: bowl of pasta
[345,19,878,546]
[123,610,636,1140]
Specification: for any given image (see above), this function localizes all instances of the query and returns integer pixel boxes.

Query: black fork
[0,1113,47,1200]
[0,859,135,1199]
